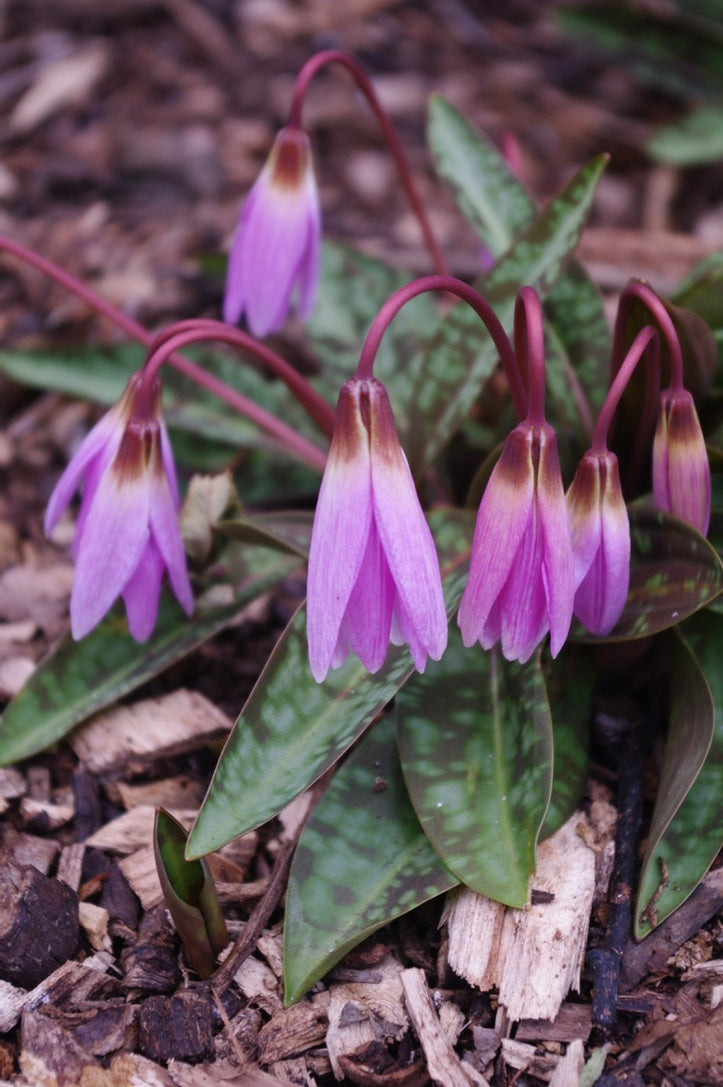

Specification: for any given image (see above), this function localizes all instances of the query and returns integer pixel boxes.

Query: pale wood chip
[446,814,596,1022]
[168,1059,250,1085]
[114,775,206,812]
[233,954,283,1017]
[500,1037,558,1079]
[0,655,36,698]
[118,846,163,911]
[268,1058,315,1087]
[0,826,59,874]
[327,955,408,1078]
[548,1039,585,1087]
[258,993,330,1064]
[56,844,85,892]
[0,620,36,643]
[102,1052,175,1086]
[10,41,110,133]
[401,968,490,1087]
[79,902,111,952]
[256,933,284,978]
[71,689,232,773]
[86,805,197,854]
[0,978,27,1033]
[0,767,25,800]
[19,796,74,830]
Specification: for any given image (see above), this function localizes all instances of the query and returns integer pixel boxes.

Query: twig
[589,714,651,1028]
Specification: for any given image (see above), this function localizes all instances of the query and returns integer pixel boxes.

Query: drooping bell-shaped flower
[223,126,321,338]
[45,374,193,641]
[653,387,710,535]
[458,421,574,663]
[306,377,447,683]
[567,450,630,636]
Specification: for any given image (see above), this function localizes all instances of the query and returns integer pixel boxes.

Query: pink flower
[567,450,630,636]
[45,374,193,641]
[653,387,710,535]
[458,422,574,663]
[223,126,321,337]
[306,377,447,682]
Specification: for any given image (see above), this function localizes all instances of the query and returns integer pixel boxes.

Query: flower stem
[354,274,527,422]
[514,286,546,427]
[289,50,449,277]
[0,234,328,472]
[613,280,684,390]
[591,326,658,455]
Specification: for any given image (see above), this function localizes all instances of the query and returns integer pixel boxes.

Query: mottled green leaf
[405,154,608,473]
[0,540,300,766]
[397,632,552,907]
[154,808,228,979]
[541,648,595,838]
[0,342,328,459]
[427,96,609,440]
[648,105,723,166]
[186,510,474,858]
[427,94,532,248]
[306,241,440,430]
[283,715,458,1004]
[571,504,723,643]
[635,611,721,936]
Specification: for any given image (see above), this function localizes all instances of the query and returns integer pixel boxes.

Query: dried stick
[589,714,650,1028]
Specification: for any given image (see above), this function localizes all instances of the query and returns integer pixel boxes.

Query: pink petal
[70,464,151,640]
[536,427,574,657]
[369,384,447,663]
[44,405,124,536]
[458,425,535,647]
[147,439,193,616]
[122,536,165,642]
[307,385,373,682]
[496,502,549,662]
[344,520,395,674]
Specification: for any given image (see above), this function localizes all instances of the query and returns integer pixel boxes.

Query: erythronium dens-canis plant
[0,54,720,1011]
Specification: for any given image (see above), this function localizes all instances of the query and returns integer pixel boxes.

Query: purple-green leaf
[154,808,228,979]
[635,612,721,937]
[283,714,457,1004]
[397,631,552,908]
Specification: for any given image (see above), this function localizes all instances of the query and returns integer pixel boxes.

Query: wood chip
[71,689,232,773]
[114,775,207,812]
[516,1002,593,1043]
[445,815,596,1022]
[86,805,197,854]
[10,41,110,133]
[0,655,36,697]
[118,846,165,911]
[79,902,111,952]
[20,796,74,831]
[401,968,490,1087]
[56,844,85,893]
[258,993,330,1064]
[548,1039,585,1087]
[327,956,408,1078]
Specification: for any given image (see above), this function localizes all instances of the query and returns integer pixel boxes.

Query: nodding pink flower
[223,126,321,338]
[567,451,630,636]
[653,387,710,535]
[458,421,574,663]
[45,374,193,642]
[306,377,447,683]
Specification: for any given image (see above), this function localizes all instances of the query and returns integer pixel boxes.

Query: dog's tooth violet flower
[45,374,193,642]
[567,450,630,636]
[458,421,574,663]
[653,387,710,535]
[306,377,447,683]
[223,126,321,338]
